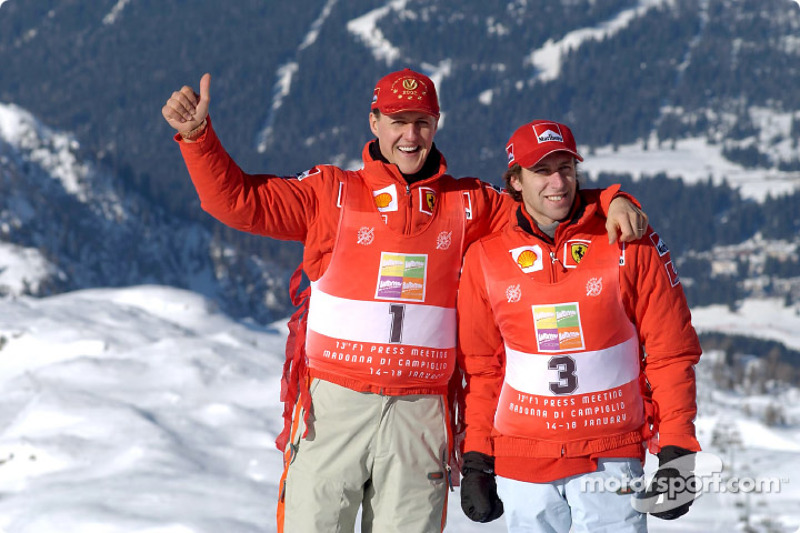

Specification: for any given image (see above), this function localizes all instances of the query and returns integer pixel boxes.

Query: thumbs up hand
[161,72,211,139]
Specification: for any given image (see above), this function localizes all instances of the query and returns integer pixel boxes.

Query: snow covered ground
[0,285,799,532]
[580,132,800,202]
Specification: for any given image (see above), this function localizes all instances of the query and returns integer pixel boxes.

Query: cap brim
[374,105,439,118]
[516,148,583,169]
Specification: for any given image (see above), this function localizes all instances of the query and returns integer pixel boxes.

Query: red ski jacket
[457,198,701,483]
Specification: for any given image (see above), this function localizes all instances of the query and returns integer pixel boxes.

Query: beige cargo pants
[279,379,450,532]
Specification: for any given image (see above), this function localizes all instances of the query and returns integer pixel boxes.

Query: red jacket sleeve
[176,117,331,242]
[597,183,642,214]
[620,229,702,452]
[457,242,505,455]
[463,182,515,248]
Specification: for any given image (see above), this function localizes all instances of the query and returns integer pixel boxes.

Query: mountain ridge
[0,101,290,322]
[1,0,799,322]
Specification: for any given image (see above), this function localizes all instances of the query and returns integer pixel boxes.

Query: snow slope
[1,285,799,532]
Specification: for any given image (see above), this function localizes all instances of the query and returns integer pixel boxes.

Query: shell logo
[517,249,538,268]
[374,192,393,208]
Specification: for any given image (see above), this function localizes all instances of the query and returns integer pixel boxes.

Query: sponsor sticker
[506,143,515,165]
[510,245,544,273]
[373,184,398,212]
[533,302,585,352]
[533,122,564,144]
[419,187,436,215]
[295,167,321,181]
[649,231,669,257]
[376,252,428,302]
[665,260,681,287]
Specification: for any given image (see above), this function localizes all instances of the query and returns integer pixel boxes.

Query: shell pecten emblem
[517,249,538,269]
[372,184,398,212]
[510,245,544,273]
[374,192,393,208]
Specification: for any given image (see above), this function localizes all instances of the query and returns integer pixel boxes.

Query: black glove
[460,451,504,523]
[641,445,698,520]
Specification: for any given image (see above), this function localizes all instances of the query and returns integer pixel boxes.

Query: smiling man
[162,72,648,532]
[369,110,437,178]
[456,119,702,532]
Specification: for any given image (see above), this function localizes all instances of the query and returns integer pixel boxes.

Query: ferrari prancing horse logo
[571,243,588,264]
[425,191,436,212]
[563,240,591,268]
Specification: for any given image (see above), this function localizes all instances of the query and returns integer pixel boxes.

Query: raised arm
[161,73,328,242]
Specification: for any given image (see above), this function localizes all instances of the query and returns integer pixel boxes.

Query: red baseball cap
[371,68,440,118]
[505,120,583,169]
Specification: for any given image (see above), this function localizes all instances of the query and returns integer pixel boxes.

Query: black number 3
[548,355,578,394]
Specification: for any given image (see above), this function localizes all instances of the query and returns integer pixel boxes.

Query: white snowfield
[1,285,799,532]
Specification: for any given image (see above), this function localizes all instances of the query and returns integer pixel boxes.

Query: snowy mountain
[0,0,799,320]
[3,0,799,181]
[0,285,798,532]
[0,102,291,322]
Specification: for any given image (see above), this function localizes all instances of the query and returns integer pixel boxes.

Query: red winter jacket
[457,197,702,483]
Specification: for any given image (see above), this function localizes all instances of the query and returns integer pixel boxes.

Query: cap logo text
[533,123,564,144]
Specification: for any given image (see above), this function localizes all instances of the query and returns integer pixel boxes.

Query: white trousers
[496,458,648,533]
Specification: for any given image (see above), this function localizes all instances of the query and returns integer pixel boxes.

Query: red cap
[371,68,440,118]
[505,120,583,169]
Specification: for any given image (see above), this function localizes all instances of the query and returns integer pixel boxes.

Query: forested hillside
[1,0,799,321]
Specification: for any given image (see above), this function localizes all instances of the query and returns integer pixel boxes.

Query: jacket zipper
[404,182,412,234]
[549,250,560,280]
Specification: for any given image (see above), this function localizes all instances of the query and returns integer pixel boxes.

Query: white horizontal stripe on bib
[307,282,456,349]
[503,336,640,396]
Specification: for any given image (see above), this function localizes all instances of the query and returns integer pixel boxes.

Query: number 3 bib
[475,227,645,448]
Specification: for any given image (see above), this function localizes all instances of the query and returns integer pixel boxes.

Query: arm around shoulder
[584,184,649,243]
